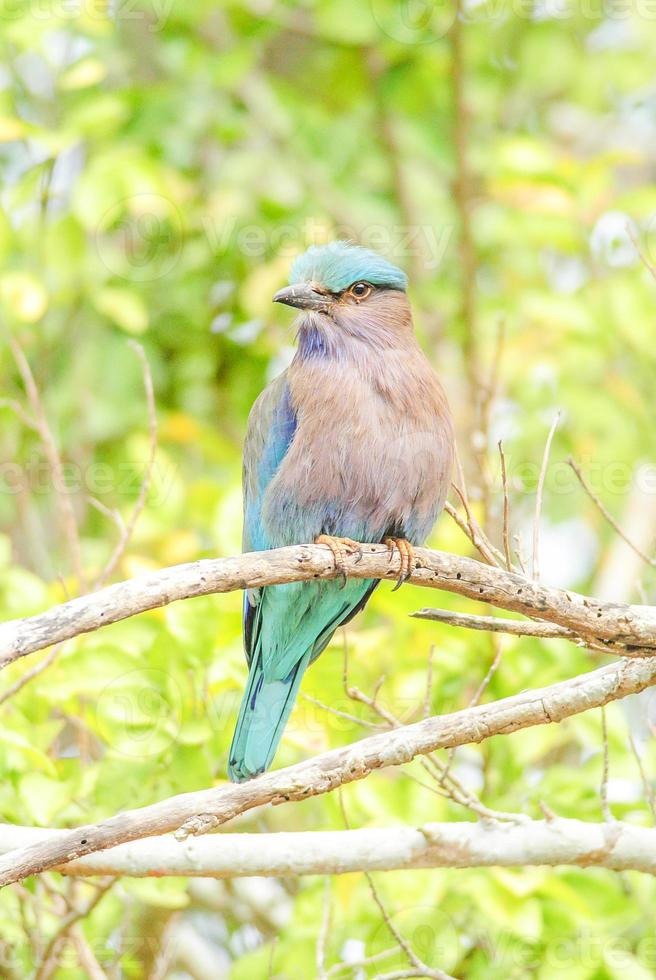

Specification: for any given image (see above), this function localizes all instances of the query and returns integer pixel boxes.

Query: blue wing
[243,371,297,555]
[230,370,377,781]
[242,372,297,664]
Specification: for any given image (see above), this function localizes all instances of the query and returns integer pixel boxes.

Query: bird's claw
[384,537,416,591]
[315,535,363,589]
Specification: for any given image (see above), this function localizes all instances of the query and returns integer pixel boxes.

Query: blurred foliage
[1,0,656,977]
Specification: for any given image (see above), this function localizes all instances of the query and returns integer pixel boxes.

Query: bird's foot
[315,535,363,588]
[384,537,415,591]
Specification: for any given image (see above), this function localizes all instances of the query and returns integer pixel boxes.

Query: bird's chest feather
[262,349,453,545]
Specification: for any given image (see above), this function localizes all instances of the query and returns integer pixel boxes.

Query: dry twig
[600,705,614,822]
[94,341,157,588]
[498,439,513,571]
[568,457,656,569]
[532,412,560,581]
[1,655,655,885]
[7,332,85,588]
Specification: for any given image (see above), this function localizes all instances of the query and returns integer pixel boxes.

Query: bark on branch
[2,819,654,877]
[411,607,576,639]
[1,655,655,886]
[2,543,656,670]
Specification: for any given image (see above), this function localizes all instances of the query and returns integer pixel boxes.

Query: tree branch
[411,608,575,639]
[1,818,654,877]
[2,544,656,672]
[1,655,655,886]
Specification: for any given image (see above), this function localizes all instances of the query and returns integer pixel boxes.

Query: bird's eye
[349,282,371,300]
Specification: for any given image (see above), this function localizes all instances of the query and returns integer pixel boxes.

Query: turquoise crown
[289,241,408,293]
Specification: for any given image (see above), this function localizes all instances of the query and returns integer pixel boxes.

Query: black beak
[272,283,330,312]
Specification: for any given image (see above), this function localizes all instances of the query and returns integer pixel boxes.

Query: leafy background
[1,0,656,976]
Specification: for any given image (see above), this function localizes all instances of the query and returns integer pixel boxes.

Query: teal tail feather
[227,649,311,783]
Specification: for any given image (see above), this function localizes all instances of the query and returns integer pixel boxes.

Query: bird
[228,240,454,782]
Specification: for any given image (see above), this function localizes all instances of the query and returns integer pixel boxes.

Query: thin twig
[477,318,507,513]
[326,947,400,977]
[498,440,513,571]
[316,878,332,980]
[627,222,656,283]
[423,645,435,719]
[341,793,451,980]
[341,631,397,727]
[365,872,456,980]
[477,321,502,442]
[628,733,656,824]
[450,474,507,568]
[411,607,575,639]
[7,332,85,588]
[0,643,63,706]
[450,0,478,396]
[445,497,503,568]
[568,457,656,568]
[341,629,351,698]
[0,396,38,429]
[414,607,630,663]
[375,972,443,980]
[87,496,127,536]
[338,796,451,977]
[94,342,157,588]
[344,645,522,825]
[71,925,110,980]
[301,693,379,731]
[600,706,614,822]
[34,879,115,980]
[267,938,278,980]
[470,635,504,708]
[424,753,525,824]
[514,533,528,575]
[345,681,402,729]
[0,344,157,705]
[532,412,561,580]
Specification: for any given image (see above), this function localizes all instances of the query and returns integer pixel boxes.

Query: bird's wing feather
[242,370,297,664]
[242,369,296,553]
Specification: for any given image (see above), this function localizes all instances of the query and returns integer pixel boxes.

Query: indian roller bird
[228,241,454,782]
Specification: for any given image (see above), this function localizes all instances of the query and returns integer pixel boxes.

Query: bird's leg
[384,537,416,592]
[315,535,363,588]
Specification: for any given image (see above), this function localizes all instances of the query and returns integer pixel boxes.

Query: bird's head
[273,241,412,350]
